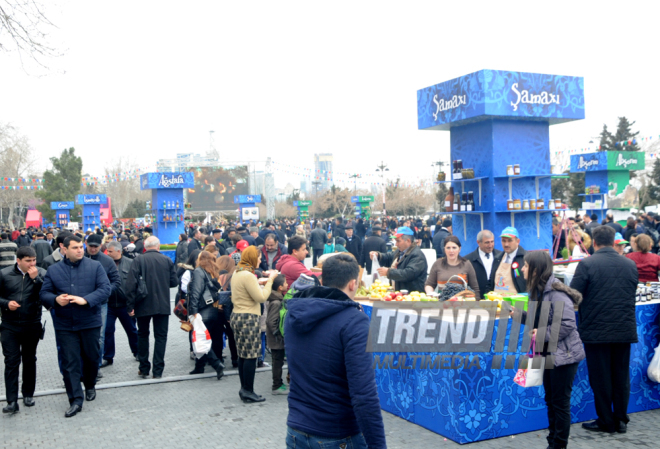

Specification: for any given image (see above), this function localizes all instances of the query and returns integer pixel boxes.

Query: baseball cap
[87,234,103,246]
[500,227,519,239]
[394,227,415,237]
[236,240,249,251]
[614,232,628,245]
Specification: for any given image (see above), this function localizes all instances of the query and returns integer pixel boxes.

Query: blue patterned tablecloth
[162,250,176,263]
[361,302,660,444]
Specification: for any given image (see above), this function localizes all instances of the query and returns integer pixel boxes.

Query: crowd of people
[0,211,650,448]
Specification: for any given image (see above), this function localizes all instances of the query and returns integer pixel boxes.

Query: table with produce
[355,295,660,443]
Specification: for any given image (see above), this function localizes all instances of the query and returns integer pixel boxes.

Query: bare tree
[0,123,38,229]
[98,157,149,219]
[0,0,61,69]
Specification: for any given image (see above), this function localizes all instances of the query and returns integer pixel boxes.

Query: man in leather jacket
[0,246,47,414]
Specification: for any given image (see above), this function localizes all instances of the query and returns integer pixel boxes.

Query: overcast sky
[1,1,659,189]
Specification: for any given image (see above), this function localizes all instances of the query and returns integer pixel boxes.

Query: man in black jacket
[0,247,46,414]
[187,228,203,258]
[332,217,347,240]
[31,233,53,266]
[491,227,527,294]
[344,225,363,266]
[464,230,501,299]
[309,222,328,267]
[126,236,178,379]
[14,229,31,248]
[370,227,428,293]
[432,219,452,259]
[570,226,638,434]
[102,242,138,366]
[362,226,387,272]
[85,234,121,375]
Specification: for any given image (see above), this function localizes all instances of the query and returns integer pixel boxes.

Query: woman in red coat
[626,234,660,283]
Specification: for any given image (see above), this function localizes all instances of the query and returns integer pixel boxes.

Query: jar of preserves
[513,199,522,210]
[537,198,544,210]
[549,199,555,210]
[514,164,521,175]
[522,200,530,210]
[507,199,514,211]
[507,165,514,176]
[530,199,536,209]
[555,199,562,209]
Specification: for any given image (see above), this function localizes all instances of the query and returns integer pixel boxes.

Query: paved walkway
[1,289,658,447]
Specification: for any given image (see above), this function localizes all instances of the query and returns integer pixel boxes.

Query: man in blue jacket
[284,254,386,448]
[40,235,111,418]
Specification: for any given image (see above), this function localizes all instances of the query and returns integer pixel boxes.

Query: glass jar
[513,199,522,210]
[514,164,520,175]
[507,165,514,176]
[555,199,562,209]
[549,199,555,210]
[537,198,544,210]
[522,200,530,210]
[530,199,536,209]
[507,199,514,211]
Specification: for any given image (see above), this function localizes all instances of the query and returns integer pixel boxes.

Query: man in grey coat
[309,222,328,267]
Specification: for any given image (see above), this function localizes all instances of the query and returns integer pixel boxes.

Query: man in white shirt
[464,230,502,299]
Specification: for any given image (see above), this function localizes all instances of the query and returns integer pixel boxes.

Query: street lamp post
[375,161,389,216]
[349,174,361,193]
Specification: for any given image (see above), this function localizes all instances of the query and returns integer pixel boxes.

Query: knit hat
[292,274,319,291]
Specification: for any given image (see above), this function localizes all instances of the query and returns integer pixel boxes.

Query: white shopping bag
[191,314,212,358]
[513,337,545,387]
[371,254,389,284]
[648,343,660,383]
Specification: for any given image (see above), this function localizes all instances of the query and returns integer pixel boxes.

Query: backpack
[644,226,660,247]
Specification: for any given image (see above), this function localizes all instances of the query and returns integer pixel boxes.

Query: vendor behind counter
[425,235,480,298]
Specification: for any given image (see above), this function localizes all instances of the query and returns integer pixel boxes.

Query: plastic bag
[362,267,373,289]
[648,343,660,383]
[514,336,545,387]
[191,314,212,358]
[371,254,389,284]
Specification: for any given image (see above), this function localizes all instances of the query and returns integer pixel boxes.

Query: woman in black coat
[187,251,225,379]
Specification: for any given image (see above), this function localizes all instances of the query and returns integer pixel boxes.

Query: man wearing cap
[237,226,256,247]
[31,233,53,266]
[369,227,428,293]
[464,230,501,299]
[344,225,363,267]
[613,233,628,255]
[363,226,387,273]
[491,227,527,295]
[230,239,250,265]
[85,234,121,374]
[432,219,452,259]
[309,222,328,267]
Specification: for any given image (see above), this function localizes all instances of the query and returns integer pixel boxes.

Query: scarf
[236,245,259,273]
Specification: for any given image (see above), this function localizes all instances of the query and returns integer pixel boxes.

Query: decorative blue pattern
[363,302,660,443]
[418,70,585,130]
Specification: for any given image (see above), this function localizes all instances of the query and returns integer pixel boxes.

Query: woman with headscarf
[187,251,225,379]
[230,246,278,403]
[216,255,239,368]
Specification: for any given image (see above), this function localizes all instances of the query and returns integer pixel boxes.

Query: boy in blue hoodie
[284,254,386,448]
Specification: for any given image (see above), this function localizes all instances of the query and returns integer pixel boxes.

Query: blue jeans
[286,426,367,449]
[98,303,108,367]
[104,305,138,361]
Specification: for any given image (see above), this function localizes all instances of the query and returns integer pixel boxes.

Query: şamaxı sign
[417,69,585,130]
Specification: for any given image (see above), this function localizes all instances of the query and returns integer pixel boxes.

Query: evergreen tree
[35,148,83,222]
[567,172,585,212]
[551,173,570,202]
[647,158,660,204]
[435,183,448,212]
[613,116,640,151]
[597,124,614,151]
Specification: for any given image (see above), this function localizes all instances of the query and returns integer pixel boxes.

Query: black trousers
[543,361,579,448]
[312,248,323,267]
[1,324,41,402]
[584,343,632,432]
[221,315,238,362]
[194,306,223,370]
[271,348,285,390]
[57,327,101,406]
[136,314,169,377]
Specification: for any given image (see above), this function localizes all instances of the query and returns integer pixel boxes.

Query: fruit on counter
[383,291,437,301]
[483,291,504,311]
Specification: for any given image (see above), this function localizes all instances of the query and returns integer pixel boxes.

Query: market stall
[140,172,194,244]
[358,299,660,444]
[76,194,107,231]
[50,201,74,228]
[292,200,311,223]
[234,194,261,225]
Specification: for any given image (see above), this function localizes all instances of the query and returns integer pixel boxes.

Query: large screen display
[187,166,249,211]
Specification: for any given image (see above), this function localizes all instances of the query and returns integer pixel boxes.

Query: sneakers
[258,361,270,368]
[272,385,289,395]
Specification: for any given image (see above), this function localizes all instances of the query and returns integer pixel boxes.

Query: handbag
[173,294,188,321]
[135,264,149,303]
[513,336,545,387]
